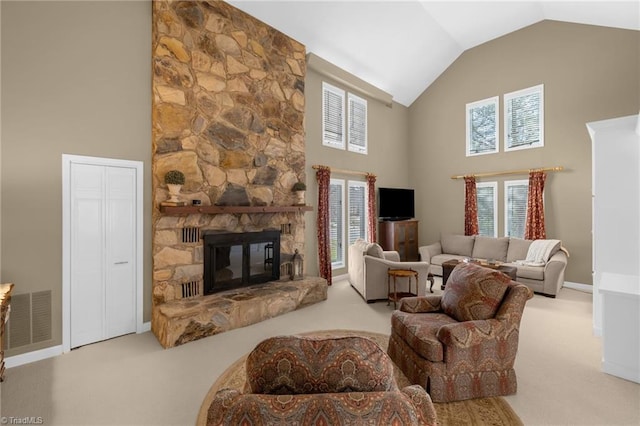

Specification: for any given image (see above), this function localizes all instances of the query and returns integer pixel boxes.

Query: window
[504,84,544,151]
[348,93,368,154]
[466,96,499,156]
[322,82,368,154]
[348,181,368,245]
[329,179,368,270]
[322,83,345,149]
[329,179,345,268]
[504,180,529,238]
[476,182,498,237]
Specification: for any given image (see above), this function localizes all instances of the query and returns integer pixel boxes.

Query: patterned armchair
[207,335,437,425]
[388,262,533,402]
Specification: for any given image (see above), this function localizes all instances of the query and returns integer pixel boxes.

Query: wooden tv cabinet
[378,219,419,261]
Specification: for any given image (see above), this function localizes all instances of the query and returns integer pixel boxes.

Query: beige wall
[409,21,640,285]
[304,67,410,277]
[1,1,152,356]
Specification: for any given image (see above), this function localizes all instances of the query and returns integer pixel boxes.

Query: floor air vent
[182,227,200,243]
[181,281,201,298]
[6,290,52,349]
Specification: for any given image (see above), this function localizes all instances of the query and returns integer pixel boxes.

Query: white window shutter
[505,180,529,238]
[505,84,544,151]
[348,181,368,244]
[329,179,345,267]
[476,182,497,237]
[348,93,367,154]
[322,83,345,149]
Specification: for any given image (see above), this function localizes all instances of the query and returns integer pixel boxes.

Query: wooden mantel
[159,205,314,215]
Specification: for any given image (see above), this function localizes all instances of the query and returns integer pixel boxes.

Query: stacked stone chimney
[151,0,307,306]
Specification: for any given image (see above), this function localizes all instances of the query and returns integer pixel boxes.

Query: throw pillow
[441,262,511,322]
[366,243,385,258]
[441,233,475,257]
[471,236,509,262]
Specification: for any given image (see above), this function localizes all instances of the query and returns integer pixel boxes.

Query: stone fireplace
[150,1,327,348]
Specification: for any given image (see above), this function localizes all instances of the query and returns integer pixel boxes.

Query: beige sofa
[419,234,568,297]
[348,239,431,302]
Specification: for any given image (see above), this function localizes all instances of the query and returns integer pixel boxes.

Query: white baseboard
[564,281,593,293]
[332,273,349,283]
[6,322,152,369]
[5,345,63,369]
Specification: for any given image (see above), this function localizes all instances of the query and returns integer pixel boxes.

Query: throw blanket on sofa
[525,239,561,265]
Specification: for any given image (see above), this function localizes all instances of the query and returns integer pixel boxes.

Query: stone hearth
[153,276,327,348]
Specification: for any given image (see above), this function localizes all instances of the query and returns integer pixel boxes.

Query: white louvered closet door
[70,163,136,349]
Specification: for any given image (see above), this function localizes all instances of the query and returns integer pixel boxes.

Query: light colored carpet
[1,278,639,425]
[197,329,523,426]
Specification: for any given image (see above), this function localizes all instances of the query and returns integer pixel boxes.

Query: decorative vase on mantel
[292,182,306,206]
[167,184,182,202]
[164,169,185,204]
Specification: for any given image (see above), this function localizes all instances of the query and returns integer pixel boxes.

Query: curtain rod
[451,166,564,180]
[312,165,376,178]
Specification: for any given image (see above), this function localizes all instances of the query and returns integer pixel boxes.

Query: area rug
[197,330,523,426]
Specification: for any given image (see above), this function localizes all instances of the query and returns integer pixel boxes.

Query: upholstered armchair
[348,239,431,302]
[388,262,533,402]
[207,335,437,425]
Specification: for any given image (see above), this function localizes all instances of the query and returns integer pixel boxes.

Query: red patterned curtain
[316,166,332,285]
[366,173,377,243]
[524,171,547,240]
[464,176,479,236]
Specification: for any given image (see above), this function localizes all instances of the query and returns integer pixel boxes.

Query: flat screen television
[378,187,415,221]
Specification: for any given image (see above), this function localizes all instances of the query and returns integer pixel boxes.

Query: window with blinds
[329,179,345,268]
[505,180,529,238]
[476,182,498,237]
[348,181,368,244]
[466,96,499,157]
[322,82,345,149]
[504,84,544,151]
[348,93,367,154]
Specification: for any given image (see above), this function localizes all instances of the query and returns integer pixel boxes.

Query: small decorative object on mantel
[162,170,186,206]
[292,249,304,280]
[292,181,306,206]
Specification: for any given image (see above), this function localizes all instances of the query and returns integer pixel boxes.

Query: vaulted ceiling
[228,1,640,106]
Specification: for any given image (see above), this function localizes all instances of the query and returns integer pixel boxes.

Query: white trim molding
[5,345,63,369]
[564,281,593,293]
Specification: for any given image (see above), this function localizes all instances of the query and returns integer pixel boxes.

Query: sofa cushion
[366,242,385,258]
[441,263,511,322]
[506,238,532,262]
[246,336,396,394]
[391,311,457,362]
[471,236,509,262]
[513,263,545,280]
[441,234,475,257]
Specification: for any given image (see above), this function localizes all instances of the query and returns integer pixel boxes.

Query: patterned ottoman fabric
[246,335,397,394]
[209,335,438,425]
[208,387,436,426]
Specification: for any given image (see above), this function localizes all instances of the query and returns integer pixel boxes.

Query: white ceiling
[228,1,640,106]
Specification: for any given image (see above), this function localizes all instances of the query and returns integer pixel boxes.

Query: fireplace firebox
[202,230,281,295]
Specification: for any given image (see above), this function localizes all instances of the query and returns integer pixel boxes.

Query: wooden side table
[387,268,418,309]
[0,283,14,382]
